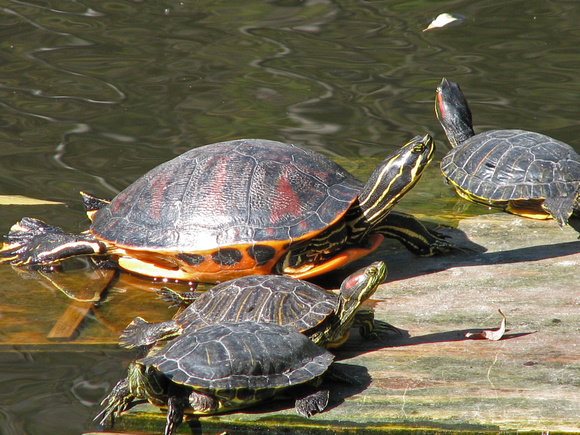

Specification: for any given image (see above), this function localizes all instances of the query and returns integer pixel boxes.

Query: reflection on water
[0,348,130,435]
[0,0,579,433]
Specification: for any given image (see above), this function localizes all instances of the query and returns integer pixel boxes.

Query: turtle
[119,260,394,350]
[96,321,340,435]
[435,78,580,228]
[1,136,454,284]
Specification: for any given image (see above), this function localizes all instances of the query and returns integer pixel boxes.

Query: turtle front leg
[376,211,460,256]
[156,287,200,307]
[165,395,188,435]
[118,317,182,349]
[0,217,106,266]
[95,378,135,428]
[354,308,403,338]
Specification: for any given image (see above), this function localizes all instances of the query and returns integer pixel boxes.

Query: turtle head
[127,361,166,403]
[336,260,387,325]
[435,78,475,147]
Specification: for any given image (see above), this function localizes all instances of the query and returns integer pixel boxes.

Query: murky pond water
[0,0,579,434]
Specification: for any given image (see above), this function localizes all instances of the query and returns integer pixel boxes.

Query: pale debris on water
[465,309,507,341]
[424,13,464,31]
[0,195,65,206]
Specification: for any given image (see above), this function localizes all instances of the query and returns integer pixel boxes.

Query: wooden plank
[90,213,580,433]
[1,213,579,432]
[46,268,117,340]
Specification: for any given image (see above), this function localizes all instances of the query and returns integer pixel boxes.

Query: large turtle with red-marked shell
[0,136,454,283]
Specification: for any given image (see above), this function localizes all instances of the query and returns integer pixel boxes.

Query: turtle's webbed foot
[156,287,199,307]
[118,317,153,349]
[1,217,66,265]
[362,320,404,339]
[295,389,329,418]
[0,217,105,266]
[95,378,134,427]
[119,317,180,350]
[377,211,468,256]
[354,309,403,339]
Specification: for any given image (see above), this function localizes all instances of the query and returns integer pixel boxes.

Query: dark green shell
[441,129,580,202]
[177,275,337,333]
[140,322,334,390]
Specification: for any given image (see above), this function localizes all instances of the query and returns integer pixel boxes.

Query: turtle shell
[177,275,337,334]
[140,322,334,391]
[91,139,361,251]
[441,129,580,203]
[89,139,364,281]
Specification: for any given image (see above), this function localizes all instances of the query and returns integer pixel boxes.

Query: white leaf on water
[424,13,464,32]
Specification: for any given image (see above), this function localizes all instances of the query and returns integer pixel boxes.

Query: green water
[0,0,579,433]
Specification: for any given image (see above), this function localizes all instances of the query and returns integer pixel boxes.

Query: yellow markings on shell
[234,291,255,322]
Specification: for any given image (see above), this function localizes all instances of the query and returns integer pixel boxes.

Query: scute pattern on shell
[91,139,362,250]
[441,129,580,201]
[141,322,334,390]
[177,275,337,333]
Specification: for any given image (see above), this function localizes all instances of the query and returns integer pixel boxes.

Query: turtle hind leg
[119,317,182,349]
[0,217,106,266]
[539,196,576,228]
[294,389,329,418]
[80,191,111,221]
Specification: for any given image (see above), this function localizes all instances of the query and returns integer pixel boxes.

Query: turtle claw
[95,378,134,427]
[354,309,403,339]
[165,395,188,435]
[0,218,56,265]
[294,389,329,418]
[0,217,106,266]
[377,211,464,257]
[118,317,153,349]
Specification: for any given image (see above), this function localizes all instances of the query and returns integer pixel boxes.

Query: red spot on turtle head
[344,272,365,290]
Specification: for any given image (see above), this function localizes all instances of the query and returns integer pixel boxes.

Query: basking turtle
[119,261,393,350]
[1,136,453,283]
[435,78,580,227]
[97,322,338,435]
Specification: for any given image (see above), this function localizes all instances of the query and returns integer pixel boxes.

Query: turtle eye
[412,143,426,154]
